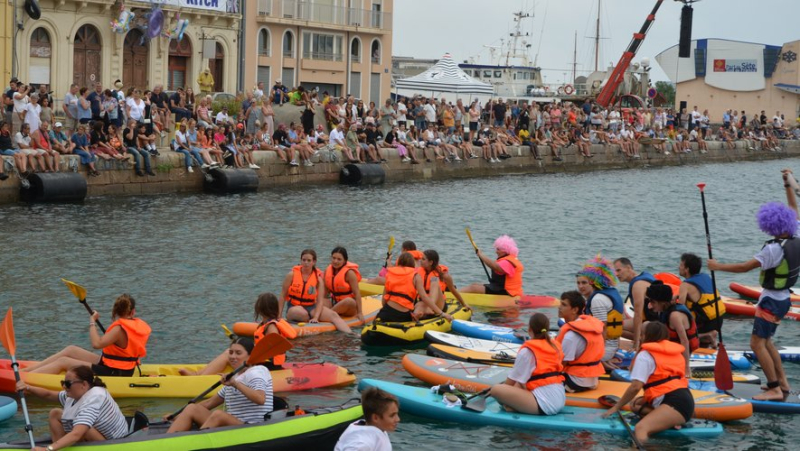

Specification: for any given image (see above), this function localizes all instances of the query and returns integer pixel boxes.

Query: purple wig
[757,202,797,237]
[494,235,519,256]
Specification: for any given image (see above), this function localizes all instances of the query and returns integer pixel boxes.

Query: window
[371,1,382,28]
[473,70,480,78]
[483,70,492,78]
[350,38,360,63]
[257,66,271,87]
[371,39,381,63]
[302,31,343,61]
[258,29,270,56]
[283,31,294,57]
[494,70,502,78]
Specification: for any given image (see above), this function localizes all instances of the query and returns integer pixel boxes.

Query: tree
[654,81,675,108]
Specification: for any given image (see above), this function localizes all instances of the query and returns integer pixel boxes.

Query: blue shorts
[287,303,315,317]
[752,295,792,339]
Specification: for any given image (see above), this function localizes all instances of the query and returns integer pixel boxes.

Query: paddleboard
[358,282,559,309]
[615,348,752,371]
[424,331,521,356]
[358,379,723,438]
[735,346,800,363]
[451,319,525,343]
[427,344,515,367]
[0,396,16,423]
[609,368,759,385]
[729,282,800,305]
[722,297,800,322]
[402,354,752,422]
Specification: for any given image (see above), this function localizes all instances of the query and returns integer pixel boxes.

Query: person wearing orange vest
[489,313,566,415]
[280,249,352,333]
[603,322,694,444]
[323,246,364,323]
[645,281,699,377]
[378,252,454,323]
[556,291,605,392]
[418,249,470,314]
[461,235,524,297]
[365,240,424,286]
[23,294,151,377]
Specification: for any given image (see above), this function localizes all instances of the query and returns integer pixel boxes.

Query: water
[1,159,800,449]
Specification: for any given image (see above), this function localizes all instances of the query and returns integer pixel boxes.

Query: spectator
[3,78,18,127]
[39,96,54,126]
[0,120,26,177]
[87,82,104,122]
[12,82,31,134]
[103,89,121,130]
[70,124,100,176]
[170,87,192,123]
[89,121,126,161]
[30,119,61,172]
[215,106,232,126]
[197,67,215,95]
[15,123,45,173]
[272,79,288,105]
[22,93,42,133]
[173,121,205,172]
[123,118,155,177]
[77,87,92,125]
[151,85,170,133]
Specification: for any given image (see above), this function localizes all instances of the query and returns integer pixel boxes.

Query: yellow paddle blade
[465,227,479,251]
[61,278,86,301]
[0,308,16,356]
[388,236,395,254]
[221,324,234,339]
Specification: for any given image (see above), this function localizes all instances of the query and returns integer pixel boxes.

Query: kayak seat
[125,411,149,437]
[263,396,290,421]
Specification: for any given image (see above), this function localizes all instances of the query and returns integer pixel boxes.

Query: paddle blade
[221,324,234,340]
[388,236,395,253]
[714,343,734,391]
[61,278,87,301]
[0,308,15,356]
[247,333,293,365]
[465,227,478,251]
[697,182,706,192]
[597,395,620,408]
[462,393,489,412]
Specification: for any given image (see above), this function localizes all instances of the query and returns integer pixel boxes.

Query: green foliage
[655,81,676,108]
[211,98,243,120]
[156,163,174,173]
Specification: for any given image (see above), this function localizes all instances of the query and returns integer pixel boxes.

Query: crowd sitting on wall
[3,75,800,181]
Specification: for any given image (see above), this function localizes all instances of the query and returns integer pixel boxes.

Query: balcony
[256,0,392,31]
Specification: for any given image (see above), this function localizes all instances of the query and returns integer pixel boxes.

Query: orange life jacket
[324,262,362,302]
[520,339,565,390]
[498,255,524,297]
[555,315,605,378]
[383,266,418,311]
[418,264,448,295]
[253,319,297,366]
[99,318,151,371]
[395,250,424,266]
[637,340,689,403]
[286,265,322,307]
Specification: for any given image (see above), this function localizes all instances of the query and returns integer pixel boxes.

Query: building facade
[242,0,392,104]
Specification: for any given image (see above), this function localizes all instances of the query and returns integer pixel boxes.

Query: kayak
[0,400,362,450]
[402,354,753,422]
[424,331,521,356]
[729,282,800,305]
[722,297,800,322]
[615,348,752,371]
[612,370,800,415]
[0,396,16,423]
[233,296,383,337]
[358,379,722,438]
[0,361,355,398]
[360,299,472,346]
[358,282,559,309]
[451,319,525,343]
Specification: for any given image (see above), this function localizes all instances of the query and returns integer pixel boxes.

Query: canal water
[1,159,799,448]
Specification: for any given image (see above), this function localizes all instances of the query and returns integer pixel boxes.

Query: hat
[236,123,244,129]
[114,81,123,89]
[645,280,674,303]
[54,122,63,128]
[275,79,282,84]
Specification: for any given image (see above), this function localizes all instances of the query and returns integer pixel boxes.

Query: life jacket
[395,250,424,266]
[555,315,605,378]
[383,266,418,311]
[99,318,151,371]
[759,237,800,290]
[520,339,565,391]
[683,273,725,322]
[662,303,699,352]
[286,265,322,307]
[418,264,448,296]
[489,255,524,297]
[324,262,362,303]
[585,288,624,339]
[627,272,660,322]
[636,341,689,403]
[253,319,297,366]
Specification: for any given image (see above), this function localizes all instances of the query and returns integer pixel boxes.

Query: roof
[395,54,494,95]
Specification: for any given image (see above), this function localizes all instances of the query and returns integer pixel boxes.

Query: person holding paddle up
[461,235,524,297]
[708,169,800,401]
[23,294,151,377]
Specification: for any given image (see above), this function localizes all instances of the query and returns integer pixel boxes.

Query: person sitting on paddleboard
[489,313,566,415]
[575,255,624,371]
[23,294,151,377]
[418,250,470,313]
[280,249,352,333]
[645,281,699,377]
[708,169,800,401]
[323,247,364,323]
[167,337,273,432]
[17,365,129,450]
[180,293,294,375]
[461,235,524,298]
[365,241,424,286]
[334,387,398,451]
[677,253,725,349]
[378,252,454,323]
[614,258,657,350]
[603,322,694,444]
[556,291,605,392]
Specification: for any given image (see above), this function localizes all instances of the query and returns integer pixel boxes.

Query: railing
[351,54,361,63]
[302,51,344,62]
[256,0,391,30]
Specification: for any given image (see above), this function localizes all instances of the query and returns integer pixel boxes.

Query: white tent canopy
[395,54,494,96]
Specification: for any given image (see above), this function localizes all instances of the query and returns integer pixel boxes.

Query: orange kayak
[729,282,800,305]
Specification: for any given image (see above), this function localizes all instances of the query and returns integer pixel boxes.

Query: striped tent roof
[395,54,494,95]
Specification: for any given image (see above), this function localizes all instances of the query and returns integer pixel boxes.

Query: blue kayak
[0,396,16,423]
[451,320,525,343]
[358,379,722,438]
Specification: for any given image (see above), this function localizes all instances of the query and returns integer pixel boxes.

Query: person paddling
[418,250,470,312]
[708,169,800,401]
[461,235,524,297]
[323,247,364,323]
[614,258,657,349]
[334,387,399,451]
[377,252,454,323]
[575,255,623,371]
[365,240,424,286]
[23,294,151,376]
[556,291,605,392]
[603,322,694,445]
[645,281,699,377]
[678,253,725,349]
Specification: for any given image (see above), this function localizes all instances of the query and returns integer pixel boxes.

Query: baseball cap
[275,79,282,84]
[54,122,63,128]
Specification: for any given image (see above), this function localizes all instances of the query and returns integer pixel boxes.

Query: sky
[393,0,800,84]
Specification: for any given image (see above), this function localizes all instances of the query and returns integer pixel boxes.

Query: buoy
[564,84,575,95]
[339,163,385,186]
[20,173,87,203]
[203,167,259,194]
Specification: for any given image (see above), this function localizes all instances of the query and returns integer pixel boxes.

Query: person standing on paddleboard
[614,258,657,350]
[556,291,605,392]
[708,169,800,401]
[677,253,725,348]
[335,387,398,451]
[461,235,525,298]
[575,255,624,371]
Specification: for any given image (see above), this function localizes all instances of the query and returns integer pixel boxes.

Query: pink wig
[757,202,797,237]
[494,235,519,256]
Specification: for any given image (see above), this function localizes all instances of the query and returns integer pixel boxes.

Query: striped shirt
[58,387,128,440]
[217,365,273,423]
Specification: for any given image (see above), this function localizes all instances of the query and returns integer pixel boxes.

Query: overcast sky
[393,0,799,84]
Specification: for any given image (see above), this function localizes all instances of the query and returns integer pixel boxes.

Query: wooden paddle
[61,278,106,333]
[165,333,293,420]
[0,308,36,448]
[465,227,492,282]
[597,395,645,451]
[697,183,733,391]
[383,236,396,269]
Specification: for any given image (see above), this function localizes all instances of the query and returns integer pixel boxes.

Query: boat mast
[594,0,601,72]
[572,30,578,85]
[505,10,532,67]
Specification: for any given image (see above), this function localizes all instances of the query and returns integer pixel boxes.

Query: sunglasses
[61,379,83,389]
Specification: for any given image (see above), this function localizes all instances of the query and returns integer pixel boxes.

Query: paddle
[221,324,235,340]
[697,183,733,391]
[61,278,106,333]
[465,228,492,282]
[383,236,396,269]
[461,387,492,412]
[165,333,292,420]
[597,395,645,451]
[0,308,36,448]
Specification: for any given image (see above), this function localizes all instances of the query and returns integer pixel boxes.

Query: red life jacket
[99,318,151,371]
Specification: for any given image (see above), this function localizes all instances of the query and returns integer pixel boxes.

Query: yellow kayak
[358,282,558,309]
[361,299,472,346]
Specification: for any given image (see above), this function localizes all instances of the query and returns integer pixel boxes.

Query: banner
[713,59,758,73]
[156,0,239,14]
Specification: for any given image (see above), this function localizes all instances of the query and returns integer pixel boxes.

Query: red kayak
[729,282,800,305]
[722,297,800,321]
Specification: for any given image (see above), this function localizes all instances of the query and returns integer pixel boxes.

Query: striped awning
[396,54,494,95]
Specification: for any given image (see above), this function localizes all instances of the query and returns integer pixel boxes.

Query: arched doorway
[73,24,102,88]
[123,29,148,91]
[208,42,224,92]
[29,27,52,88]
[168,38,192,90]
